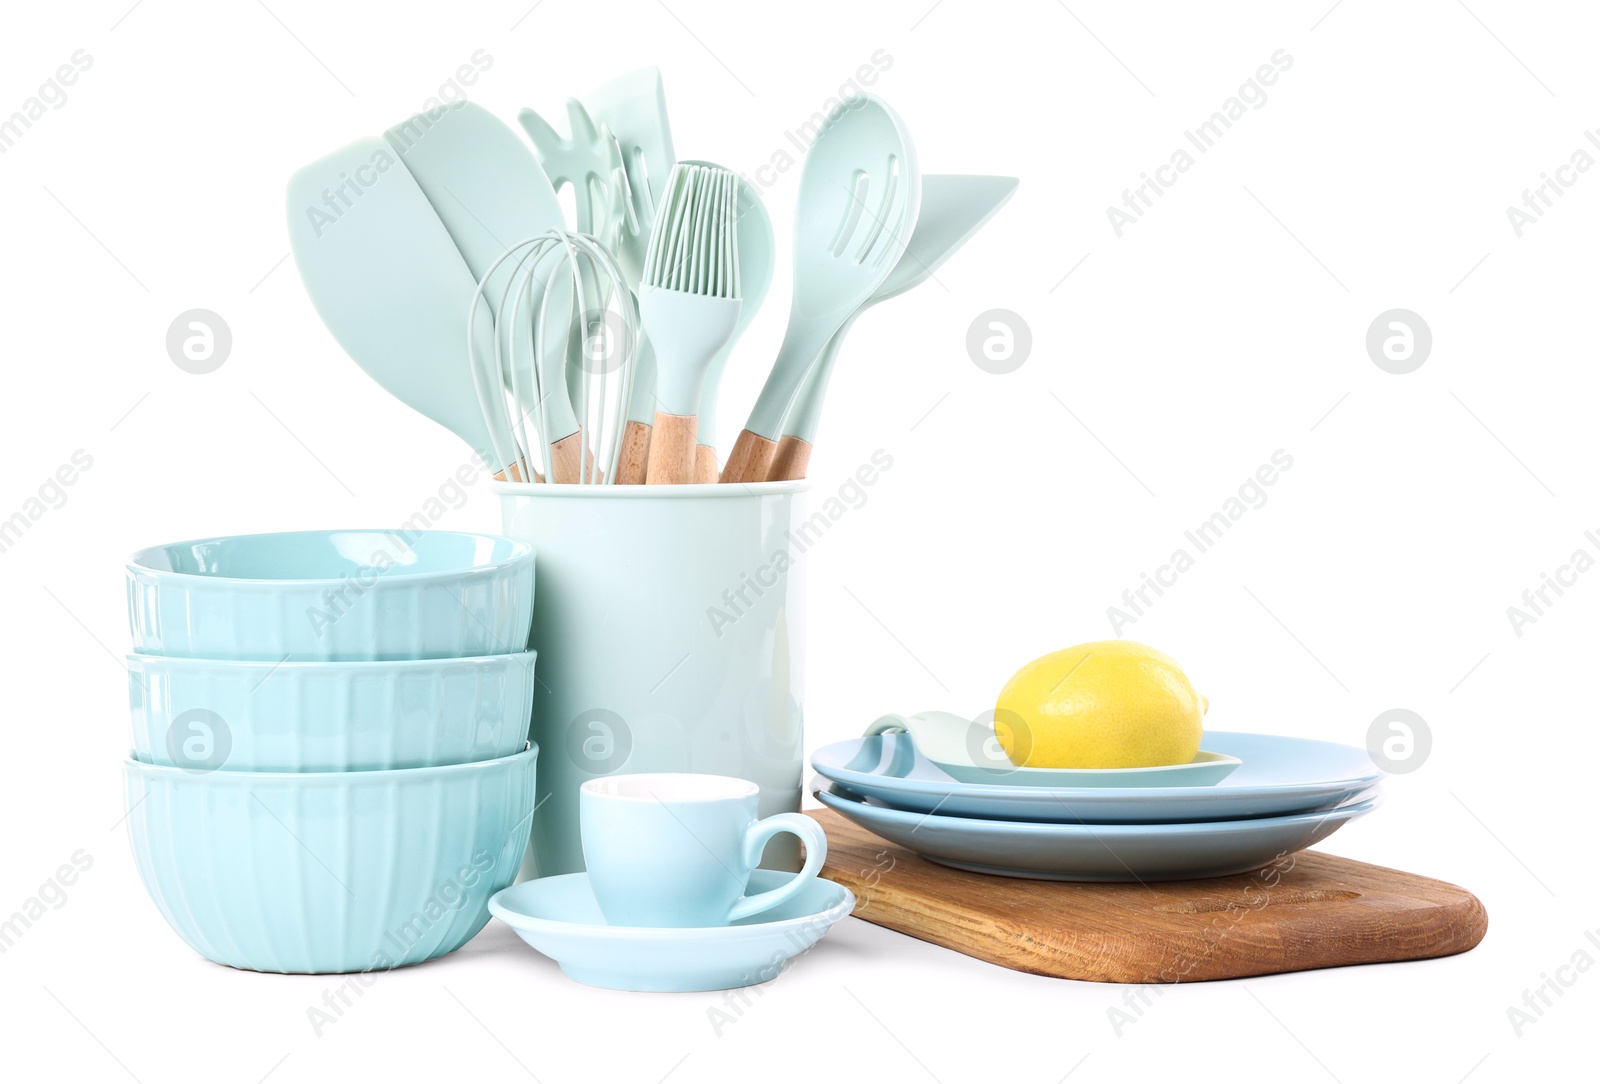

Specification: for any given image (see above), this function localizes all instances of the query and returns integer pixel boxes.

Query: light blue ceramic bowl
[128,650,536,772]
[127,529,535,661]
[124,745,537,973]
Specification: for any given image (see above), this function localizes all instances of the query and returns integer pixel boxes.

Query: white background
[1,0,1594,1080]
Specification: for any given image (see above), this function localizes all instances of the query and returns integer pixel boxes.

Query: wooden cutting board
[808,808,1487,983]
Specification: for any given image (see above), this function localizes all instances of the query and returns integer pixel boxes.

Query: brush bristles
[642,163,740,298]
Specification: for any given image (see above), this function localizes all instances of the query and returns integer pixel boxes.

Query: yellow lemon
[994,641,1205,769]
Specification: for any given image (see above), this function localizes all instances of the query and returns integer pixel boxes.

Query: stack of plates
[811,730,1384,881]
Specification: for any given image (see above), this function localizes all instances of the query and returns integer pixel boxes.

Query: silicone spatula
[386,104,588,482]
[286,137,519,476]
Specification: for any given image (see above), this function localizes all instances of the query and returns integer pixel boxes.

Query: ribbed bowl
[127,529,534,661]
[128,651,536,772]
[124,746,538,973]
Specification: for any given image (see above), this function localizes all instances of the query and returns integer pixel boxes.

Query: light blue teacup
[580,773,827,928]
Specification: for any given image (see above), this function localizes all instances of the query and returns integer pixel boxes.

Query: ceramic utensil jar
[495,481,808,876]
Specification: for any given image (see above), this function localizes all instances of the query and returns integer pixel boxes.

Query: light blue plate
[490,870,855,992]
[815,785,1381,881]
[812,731,1384,825]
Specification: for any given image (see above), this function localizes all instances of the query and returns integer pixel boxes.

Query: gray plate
[815,785,1380,882]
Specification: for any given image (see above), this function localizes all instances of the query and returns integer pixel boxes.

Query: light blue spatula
[286,138,518,476]
[385,104,588,482]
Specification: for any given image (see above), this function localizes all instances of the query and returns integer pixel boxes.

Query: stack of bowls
[122,529,539,974]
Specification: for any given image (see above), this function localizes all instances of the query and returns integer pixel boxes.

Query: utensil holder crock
[495,481,809,877]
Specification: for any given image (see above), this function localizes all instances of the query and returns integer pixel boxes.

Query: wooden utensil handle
[550,433,601,484]
[492,463,543,484]
[645,412,697,484]
[720,429,778,484]
[693,444,720,483]
[616,420,652,485]
[768,436,811,481]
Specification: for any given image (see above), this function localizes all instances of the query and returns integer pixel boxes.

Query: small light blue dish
[124,745,537,973]
[489,870,855,992]
[128,650,536,772]
[865,711,1242,787]
[812,731,1385,825]
[815,785,1380,881]
[126,529,535,661]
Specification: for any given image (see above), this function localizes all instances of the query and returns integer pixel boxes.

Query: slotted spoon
[768,174,1017,480]
[721,95,920,483]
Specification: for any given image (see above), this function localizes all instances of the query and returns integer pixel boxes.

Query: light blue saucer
[812,731,1384,825]
[815,785,1380,882]
[489,870,855,992]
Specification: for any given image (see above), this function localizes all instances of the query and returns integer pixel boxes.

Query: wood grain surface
[719,429,777,483]
[809,807,1487,983]
[645,411,697,484]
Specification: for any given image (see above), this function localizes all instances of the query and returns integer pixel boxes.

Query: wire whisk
[468,230,638,484]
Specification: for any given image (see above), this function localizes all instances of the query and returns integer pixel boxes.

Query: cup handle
[726,813,827,923]
[862,713,912,737]
[861,714,917,777]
